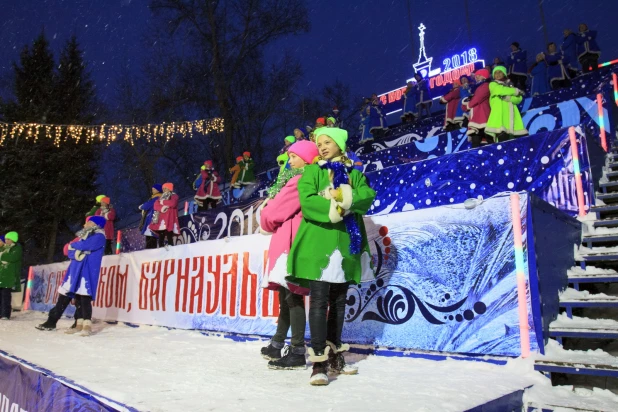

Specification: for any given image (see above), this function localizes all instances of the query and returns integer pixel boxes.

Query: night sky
[1,0,617,112]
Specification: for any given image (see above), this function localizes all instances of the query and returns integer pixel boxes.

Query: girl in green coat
[485,66,528,142]
[0,232,22,319]
[286,127,376,386]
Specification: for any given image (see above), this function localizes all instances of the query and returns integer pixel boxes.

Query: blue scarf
[319,159,362,255]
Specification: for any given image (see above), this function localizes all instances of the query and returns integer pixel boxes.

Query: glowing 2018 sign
[443,48,479,72]
[378,23,485,109]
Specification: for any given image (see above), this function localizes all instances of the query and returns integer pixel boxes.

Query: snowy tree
[149,0,311,168]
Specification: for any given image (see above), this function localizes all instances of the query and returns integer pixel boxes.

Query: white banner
[28,197,536,356]
[30,235,280,336]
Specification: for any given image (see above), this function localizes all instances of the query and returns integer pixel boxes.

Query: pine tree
[0,33,97,265]
[5,32,56,122]
[45,35,98,262]
[53,35,95,124]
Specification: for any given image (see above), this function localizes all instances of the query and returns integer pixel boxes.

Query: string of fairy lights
[0,118,225,147]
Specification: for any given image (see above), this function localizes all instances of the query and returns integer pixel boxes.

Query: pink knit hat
[288,140,319,165]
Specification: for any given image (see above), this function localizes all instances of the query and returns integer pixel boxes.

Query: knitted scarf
[75,225,104,240]
[319,158,362,255]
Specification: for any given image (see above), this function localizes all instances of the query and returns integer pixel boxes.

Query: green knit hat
[314,127,348,153]
[492,65,508,78]
[285,135,296,144]
[95,194,106,203]
[327,117,336,124]
[5,231,18,243]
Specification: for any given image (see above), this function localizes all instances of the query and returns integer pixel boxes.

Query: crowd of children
[429,23,601,147]
[432,65,527,147]
[4,20,605,386]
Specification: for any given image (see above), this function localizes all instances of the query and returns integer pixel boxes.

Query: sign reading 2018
[443,48,479,72]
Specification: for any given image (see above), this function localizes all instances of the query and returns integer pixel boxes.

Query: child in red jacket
[95,197,116,254]
[462,69,492,148]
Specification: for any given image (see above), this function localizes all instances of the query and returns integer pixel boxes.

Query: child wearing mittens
[259,140,320,370]
[286,127,376,386]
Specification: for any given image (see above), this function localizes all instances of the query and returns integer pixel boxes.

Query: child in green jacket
[0,232,23,320]
[286,127,376,386]
[485,66,528,142]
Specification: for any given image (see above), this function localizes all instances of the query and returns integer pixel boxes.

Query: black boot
[327,342,358,375]
[268,346,306,370]
[36,294,71,331]
[260,340,283,360]
[310,362,329,386]
[308,347,330,386]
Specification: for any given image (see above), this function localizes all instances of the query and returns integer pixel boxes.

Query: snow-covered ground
[0,312,549,412]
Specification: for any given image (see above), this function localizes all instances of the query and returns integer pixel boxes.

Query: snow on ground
[524,383,618,412]
[550,314,618,330]
[568,266,618,277]
[0,312,547,412]
[560,287,618,301]
[542,340,618,367]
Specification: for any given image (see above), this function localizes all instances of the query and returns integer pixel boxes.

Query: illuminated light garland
[0,118,224,147]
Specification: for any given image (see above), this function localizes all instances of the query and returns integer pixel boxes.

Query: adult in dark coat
[576,24,601,73]
[506,42,528,91]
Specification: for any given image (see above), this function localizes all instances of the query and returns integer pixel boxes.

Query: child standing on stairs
[259,140,320,370]
[36,216,107,336]
[286,127,376,386]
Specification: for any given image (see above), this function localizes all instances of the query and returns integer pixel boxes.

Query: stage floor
[1,312,547,412]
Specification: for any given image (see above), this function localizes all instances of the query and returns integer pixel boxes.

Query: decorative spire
[417,23,429,64]
[412,22,433,78]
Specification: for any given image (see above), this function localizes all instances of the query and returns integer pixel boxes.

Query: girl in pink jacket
[194,160,222,211]
[259,140,319,371]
